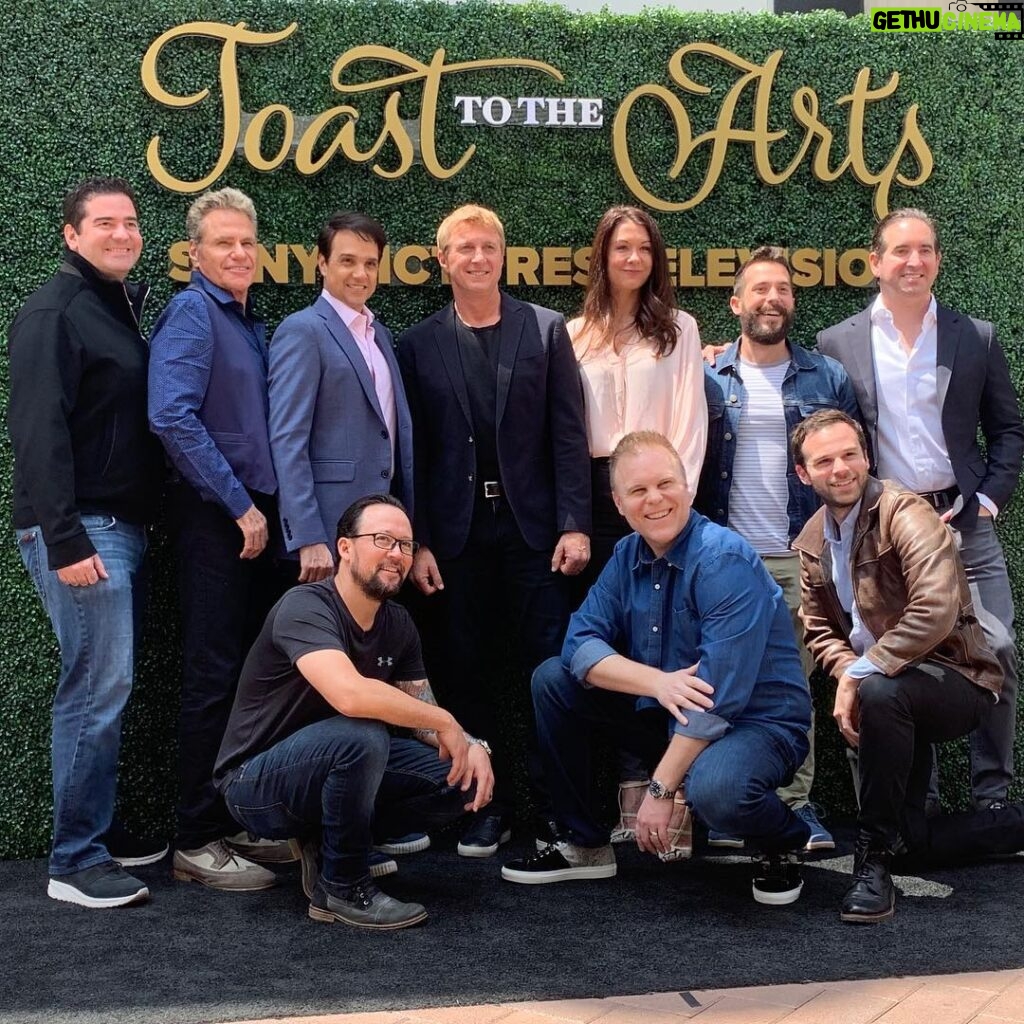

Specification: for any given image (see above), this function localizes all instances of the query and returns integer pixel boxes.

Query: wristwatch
[648,779,676,800]
[469,737,493,757]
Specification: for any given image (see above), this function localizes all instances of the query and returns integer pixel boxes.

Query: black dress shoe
[457,814,511,858]
[841,836,895,924]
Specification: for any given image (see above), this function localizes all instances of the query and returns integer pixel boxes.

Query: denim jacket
[694,340,861,542]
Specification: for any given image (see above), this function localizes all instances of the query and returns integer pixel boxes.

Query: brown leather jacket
[792,477,1001,695]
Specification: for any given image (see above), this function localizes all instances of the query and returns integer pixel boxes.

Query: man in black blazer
[817,208,1024,810]
[398,205,591,855]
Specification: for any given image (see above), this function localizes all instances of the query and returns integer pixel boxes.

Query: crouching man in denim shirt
[502,431,813,904]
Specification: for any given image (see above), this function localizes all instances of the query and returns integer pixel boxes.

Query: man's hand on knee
[834,673,861,748]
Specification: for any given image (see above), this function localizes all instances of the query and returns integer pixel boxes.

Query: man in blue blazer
[817,208,1024,812]
[398,205,591,856]
[269,213,413,584]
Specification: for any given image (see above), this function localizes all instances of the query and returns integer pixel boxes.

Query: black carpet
[3,827,1024,1024]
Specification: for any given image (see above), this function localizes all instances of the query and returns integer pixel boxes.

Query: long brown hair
[578,206,678,357]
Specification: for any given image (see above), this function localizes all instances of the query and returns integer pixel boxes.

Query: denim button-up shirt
[563,511,811,756]
[695,340,861,541]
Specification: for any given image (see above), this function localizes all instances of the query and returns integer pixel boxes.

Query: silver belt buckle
[483,481,501,499]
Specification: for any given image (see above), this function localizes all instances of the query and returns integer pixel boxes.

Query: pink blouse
[568,309,708,497]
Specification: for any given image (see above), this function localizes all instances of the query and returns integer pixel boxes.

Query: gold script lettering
[141,21,298,193]
[143,26,563,191]
[612,44,932,217]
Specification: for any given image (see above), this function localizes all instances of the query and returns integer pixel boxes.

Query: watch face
[648,780,671,799]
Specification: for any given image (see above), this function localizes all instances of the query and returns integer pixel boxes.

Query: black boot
[841,833,895,924]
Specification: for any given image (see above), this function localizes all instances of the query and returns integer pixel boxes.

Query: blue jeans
[532,658,810,853]
[222,717,473,886]
[16,515,147,875]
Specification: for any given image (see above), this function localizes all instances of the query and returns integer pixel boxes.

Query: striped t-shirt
[727,356,791,556]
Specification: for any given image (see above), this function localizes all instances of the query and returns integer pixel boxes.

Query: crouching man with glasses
[212,494,494,929]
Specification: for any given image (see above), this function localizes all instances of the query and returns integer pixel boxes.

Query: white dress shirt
[870,294,996,514]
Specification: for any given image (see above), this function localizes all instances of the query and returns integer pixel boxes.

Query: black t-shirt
[455,314,501,486]
[213,578,424,786]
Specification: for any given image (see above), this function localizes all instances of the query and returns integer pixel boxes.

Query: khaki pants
[762,553,815,809]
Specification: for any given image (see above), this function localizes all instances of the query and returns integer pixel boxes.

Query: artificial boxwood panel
[1,0,1021,856]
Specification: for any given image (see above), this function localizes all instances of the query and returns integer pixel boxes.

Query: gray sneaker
[48,861,149,909]
[502,841,617,884]
[308,877,427,929]
[173,839,277,891]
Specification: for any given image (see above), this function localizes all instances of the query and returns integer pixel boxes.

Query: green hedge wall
[1,0,1021,857]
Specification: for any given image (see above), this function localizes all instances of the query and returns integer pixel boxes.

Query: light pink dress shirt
[321,289,397,467]
[568,308,707,497]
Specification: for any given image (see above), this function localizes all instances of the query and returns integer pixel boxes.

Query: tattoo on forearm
[395,678,439,745]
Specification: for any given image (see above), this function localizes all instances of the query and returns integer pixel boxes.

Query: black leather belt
[483,480,503,499]
[916,485,959,511]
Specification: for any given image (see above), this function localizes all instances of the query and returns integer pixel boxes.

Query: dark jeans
[858,661,1007,860]
[170,482,289,848]
[432,496,572,815]
[532,658,810,852]
[222,718,471,885]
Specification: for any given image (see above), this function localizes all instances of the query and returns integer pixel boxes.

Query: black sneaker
[307,877,427,929]
[103,823,169,867]
[48,861,150,908]
[751,852,803,905]
[502,841,617,884]
[457,813,512,858]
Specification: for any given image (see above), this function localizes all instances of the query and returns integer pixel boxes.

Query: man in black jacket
[8,177,165,908]
[397,205,591,855]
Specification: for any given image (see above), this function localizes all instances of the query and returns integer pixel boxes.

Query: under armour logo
[378,656,393,667]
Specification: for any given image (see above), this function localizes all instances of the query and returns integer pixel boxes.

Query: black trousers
[431,496,573,816]
[857,662,1021,862]
[170,481,290,848]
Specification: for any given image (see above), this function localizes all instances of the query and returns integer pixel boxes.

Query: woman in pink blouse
[569,206,708,848]
[569,206,707,581]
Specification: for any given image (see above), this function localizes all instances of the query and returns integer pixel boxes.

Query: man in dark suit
[817,208,1024,810]
[269,212,413,584]
[398,204,591,855]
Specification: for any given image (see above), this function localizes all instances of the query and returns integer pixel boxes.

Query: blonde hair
[436,204,505,251]
[609,431,687,491]
[186,187,257,243]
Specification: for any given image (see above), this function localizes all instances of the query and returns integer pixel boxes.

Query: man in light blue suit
[269,213,414,585]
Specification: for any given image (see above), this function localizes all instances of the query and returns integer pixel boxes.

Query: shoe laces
[852,834,891,879]
[519,842,568,868]
[340,877,381,908]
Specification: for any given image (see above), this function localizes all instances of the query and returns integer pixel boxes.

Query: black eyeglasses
[348,533,419,556]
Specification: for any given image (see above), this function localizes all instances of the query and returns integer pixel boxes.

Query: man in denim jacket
[695,247,861,851]
[503,431,813,905]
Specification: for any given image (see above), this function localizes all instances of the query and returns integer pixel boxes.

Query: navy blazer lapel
[496,295,525,427]
[315,295,386,423]
[433,305,474,428]
[935,303,960,415]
